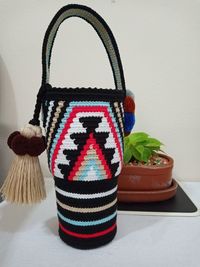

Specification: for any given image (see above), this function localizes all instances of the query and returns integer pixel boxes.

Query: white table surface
[0,179,200,267]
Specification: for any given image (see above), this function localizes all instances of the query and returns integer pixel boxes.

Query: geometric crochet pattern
[40,4,126,249]
[42,92,125,249]
[45,102,123,181]
[68,132,112,181]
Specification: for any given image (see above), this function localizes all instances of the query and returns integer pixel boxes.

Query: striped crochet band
[56,198,117,213]
[55,185,117,199]
[59,222,116,239]
[57,210,117,226]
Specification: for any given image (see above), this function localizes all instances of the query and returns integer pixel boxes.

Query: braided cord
[30,4,126,126]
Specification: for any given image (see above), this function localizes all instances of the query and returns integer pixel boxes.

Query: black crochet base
[58,225,117,250]
[42,86,124,250]
[54,177,118,249]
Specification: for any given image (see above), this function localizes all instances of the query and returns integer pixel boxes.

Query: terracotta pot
[118,154,174,191]
[118,179,177,203]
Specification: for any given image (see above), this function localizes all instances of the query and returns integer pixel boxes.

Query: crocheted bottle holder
[39,4,126,249]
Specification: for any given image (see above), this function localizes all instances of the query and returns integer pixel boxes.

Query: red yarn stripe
[52,106,122,176]
[59,222,116,239]
[68,132,112,180]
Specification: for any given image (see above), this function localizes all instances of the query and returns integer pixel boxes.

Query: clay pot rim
[123,153,174,171]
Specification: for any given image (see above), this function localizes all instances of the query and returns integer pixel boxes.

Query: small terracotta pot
[118,154,174,191]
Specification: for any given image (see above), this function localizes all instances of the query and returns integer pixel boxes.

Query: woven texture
[36,4,127,249]
[42,86,125,249]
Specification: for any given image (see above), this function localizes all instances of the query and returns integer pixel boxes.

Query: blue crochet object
[124,112,135,132]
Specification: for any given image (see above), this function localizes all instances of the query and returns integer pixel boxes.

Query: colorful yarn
[36,3,127,249]
[124,96,135,112]
[45,101,124,180]
[124,90,135,135]
[124,112,135,133]
[55,176,118,249]
[56,198,117,213]
[42,87,124,249]
[55,184,117,199]
[59,222,116,239]
[57,210,117,226]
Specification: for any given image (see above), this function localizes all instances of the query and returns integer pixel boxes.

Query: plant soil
[128,154,169,167]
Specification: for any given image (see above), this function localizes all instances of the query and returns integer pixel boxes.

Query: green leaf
[135,144,145,155]
[129,132,149,145]
[143,148,152,162]
[123,147,132,164]
[145,138,163,148]
[124,138,130,152]
[123,132,164,164]
[135,145,151,162]
[131,147,143,162]
[124,136,130,146]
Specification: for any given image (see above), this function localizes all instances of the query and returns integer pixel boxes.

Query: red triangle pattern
[68,133,112,181]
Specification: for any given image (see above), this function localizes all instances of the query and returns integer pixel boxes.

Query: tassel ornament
[0,124,46,204]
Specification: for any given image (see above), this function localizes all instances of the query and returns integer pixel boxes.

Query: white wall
[0,0,200,183]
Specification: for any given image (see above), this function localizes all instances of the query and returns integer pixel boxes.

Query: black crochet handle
[30,4,126,126]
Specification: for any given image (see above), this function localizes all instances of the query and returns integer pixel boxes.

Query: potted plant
[118,132,177,202]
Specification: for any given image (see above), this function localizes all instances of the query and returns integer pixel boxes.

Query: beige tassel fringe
[0,124,46,204]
